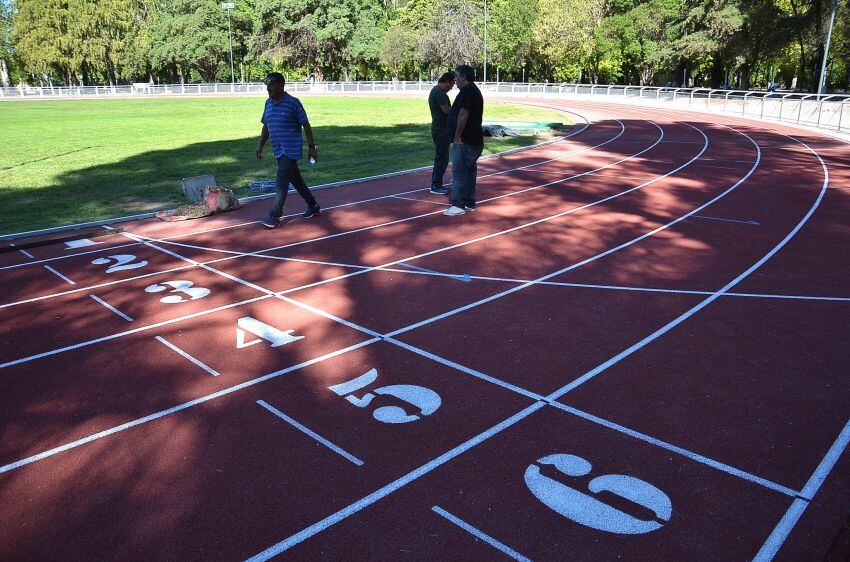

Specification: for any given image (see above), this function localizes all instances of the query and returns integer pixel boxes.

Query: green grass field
[0,96,569,235]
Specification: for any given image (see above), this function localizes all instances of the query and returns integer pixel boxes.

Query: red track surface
[1,99,848,561]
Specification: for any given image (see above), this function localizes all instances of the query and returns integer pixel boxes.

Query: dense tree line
[0,0,847,91]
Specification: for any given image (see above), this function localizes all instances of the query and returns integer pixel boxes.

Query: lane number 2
[91,254,148,273]
[328,368,442,424]
[524,453,672,535]
[145,280,210,303]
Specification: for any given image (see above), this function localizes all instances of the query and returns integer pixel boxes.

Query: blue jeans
[450,143,483,208]
[431,128,451,188]
[268,157,318,220]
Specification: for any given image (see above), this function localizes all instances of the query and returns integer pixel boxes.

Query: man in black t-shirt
[428,72,455,194]
[445,65,484,216]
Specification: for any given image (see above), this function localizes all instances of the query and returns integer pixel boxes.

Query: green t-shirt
[428,85,450,130]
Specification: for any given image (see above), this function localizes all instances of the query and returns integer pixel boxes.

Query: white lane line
[548,401,799,497]
[0,118,617,306]
[89,294,133,322]
[155,335,219,377]
[391,195,451,206]
[0,338,379,474]
[388,336,799,497]
[0,295,271,370]
[431,506,532,562]
[44,265,76,285]
[257,400,364,466]
[383,122,714,338]
[0,116,697,368]
[753,418,850,561]
[547,124,827,403]
[377,269,850,303]
[245,402,547,561]
[8,243,34,259]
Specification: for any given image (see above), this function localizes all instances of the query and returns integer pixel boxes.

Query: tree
[149,0,249,82]
[417,0,484,69]
[252,0,387,80]
[1,0,19,86]
[489,0,538,77]
[533,0,604,81]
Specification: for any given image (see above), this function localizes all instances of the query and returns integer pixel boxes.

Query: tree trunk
[0,58,9,87]
[740,61,752,90]
[710,55,724,88]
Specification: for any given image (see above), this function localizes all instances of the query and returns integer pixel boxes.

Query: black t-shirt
[428,85,450,130]
[449,82,484,146]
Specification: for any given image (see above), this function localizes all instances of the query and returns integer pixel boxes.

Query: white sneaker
[444,206,466,216]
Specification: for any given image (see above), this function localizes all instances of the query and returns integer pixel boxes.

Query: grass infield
[0,96,569,235]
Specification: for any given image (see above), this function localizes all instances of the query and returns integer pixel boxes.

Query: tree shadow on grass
[0,124,546,235]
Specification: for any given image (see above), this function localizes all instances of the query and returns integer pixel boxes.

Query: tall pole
[222,3,235,84]
[818,0,838,95]
[483,0,488,83]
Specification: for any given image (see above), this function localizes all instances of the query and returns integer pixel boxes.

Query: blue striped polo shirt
[261,92,309,160]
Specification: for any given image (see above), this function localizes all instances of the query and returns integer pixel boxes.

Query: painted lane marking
[398,263,471,282]
[692,214,760,225]
[390,195,451,207]
[432,506,532,562]
[387,337,799,497]
[257,400,364,466]
[753,418,850,561]
[89,294,133,322]
[64,238,98,250]
[245,402,547,561]
[8,243,34,259]
[44,265,75,285]
[154,336,219,377]
[0,338,379,474]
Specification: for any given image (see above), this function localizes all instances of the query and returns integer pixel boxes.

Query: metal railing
[1,81,847,134]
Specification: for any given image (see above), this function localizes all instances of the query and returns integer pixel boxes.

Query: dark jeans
[450,143,483,208]
[431,128,451,188]
[268,157,318,220]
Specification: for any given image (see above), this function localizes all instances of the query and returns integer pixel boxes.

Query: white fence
[2,81,848,134]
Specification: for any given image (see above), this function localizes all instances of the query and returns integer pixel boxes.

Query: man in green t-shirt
[428,72,456,194]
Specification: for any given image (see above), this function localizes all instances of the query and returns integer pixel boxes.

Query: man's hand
[308,146,319,161]
[256,145,264,159]
[454,137,462,144]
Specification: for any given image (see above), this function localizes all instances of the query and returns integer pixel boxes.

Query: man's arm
[454,108,469,144]
[440,103,451,115]
[303,122,318,161]
[256,124,269,159]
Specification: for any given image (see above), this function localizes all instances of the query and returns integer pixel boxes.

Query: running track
[1,99,848,561]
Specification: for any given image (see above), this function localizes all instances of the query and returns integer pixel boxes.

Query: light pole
[483,0,488,83]
[818,0,838,94]
[221,2,235,84]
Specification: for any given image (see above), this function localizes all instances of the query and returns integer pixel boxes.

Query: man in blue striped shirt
[256,72,321,228]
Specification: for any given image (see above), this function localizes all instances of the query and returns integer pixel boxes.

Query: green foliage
[4,0,849,91]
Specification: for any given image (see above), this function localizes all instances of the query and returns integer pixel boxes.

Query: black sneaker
[429,186,449,195]
[464,204,476,212]
[260,217,278,229]
[301,206,321,218]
